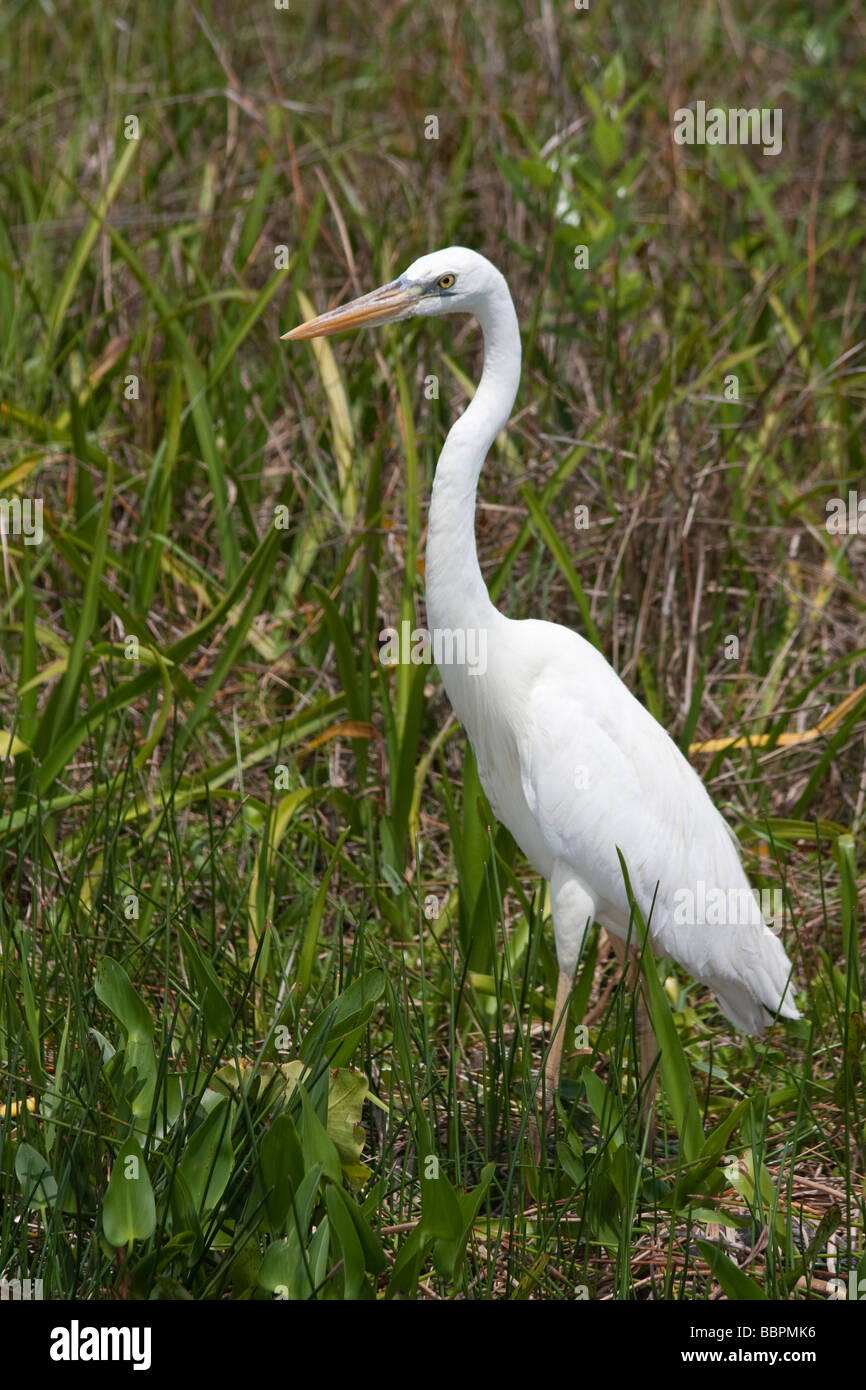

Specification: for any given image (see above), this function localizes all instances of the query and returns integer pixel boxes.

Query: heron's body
[286,245,800,1112]
[436,607,796,1034]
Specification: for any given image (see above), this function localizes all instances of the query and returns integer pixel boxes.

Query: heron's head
[283,246,503,340]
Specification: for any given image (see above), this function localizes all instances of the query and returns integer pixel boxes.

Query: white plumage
[448,613,799,1035]
[285,246,800,1109]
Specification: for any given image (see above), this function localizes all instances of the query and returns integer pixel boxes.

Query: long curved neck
[425,281,521,636]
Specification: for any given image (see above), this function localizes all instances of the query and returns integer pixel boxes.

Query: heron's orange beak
[282,278,421,339]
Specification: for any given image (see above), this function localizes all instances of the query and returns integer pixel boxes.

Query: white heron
[284,246,801,1128]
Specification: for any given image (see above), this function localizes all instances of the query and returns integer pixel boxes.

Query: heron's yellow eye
[438,274,456,289]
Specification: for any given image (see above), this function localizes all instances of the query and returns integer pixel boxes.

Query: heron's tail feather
[709,926,801,1035]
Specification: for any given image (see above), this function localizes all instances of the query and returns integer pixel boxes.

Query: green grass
[0,0,864,1300]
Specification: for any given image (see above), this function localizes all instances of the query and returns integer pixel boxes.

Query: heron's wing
[516,639,697,910]
[515,625,799,1030]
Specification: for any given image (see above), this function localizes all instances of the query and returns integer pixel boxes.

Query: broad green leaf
[258,1114,303,1234]
[259,1165,323,1298]
[176,1098,234,1216]
[102,1137,156,1246]
[325,1184,368,1298]
[318,1068,370,1184]
[433,1162,495,1279]
[297,1082,342,1185]
[179,927,234,1039]
[420,1158,463,1241]
[93,959,154,1041]
[15,1142,57,1209]
[696,1239,767,1300]
[94,959,158,1126]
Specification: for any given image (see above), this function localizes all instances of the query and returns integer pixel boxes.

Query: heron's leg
[543,968,574,1108]
[608,932,658,1143]
[532,967,573,1164]
[539,868,596,1114]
